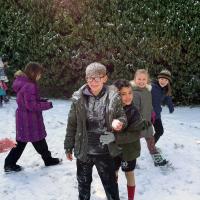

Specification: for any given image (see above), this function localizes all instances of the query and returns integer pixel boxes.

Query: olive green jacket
[130,81,154,138]
[115,104,146,161]
[115,113,145,144]
[64,84,127,162]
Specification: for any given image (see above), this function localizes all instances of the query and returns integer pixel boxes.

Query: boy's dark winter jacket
[64,84,127,162]
[151,81,174,119]
[115,103,146,161]
[115,104,145,144]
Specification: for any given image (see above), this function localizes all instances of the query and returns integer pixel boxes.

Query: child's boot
[44,157,62,166]
[151,153,168,166]
[33,139,62,167]
[4,164,22,173]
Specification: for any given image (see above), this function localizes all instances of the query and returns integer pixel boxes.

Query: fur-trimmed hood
[14,70,26,78]
[12,71,30,93]
[130,80,152,91]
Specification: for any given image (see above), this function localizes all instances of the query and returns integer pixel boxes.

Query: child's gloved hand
[151,111,156,124]
[100,132,115,145]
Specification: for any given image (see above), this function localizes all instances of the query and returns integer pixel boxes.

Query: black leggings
[4,139,51,166]
[153,118,164,144]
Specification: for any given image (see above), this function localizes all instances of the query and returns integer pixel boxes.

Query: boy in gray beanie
[64,62,127,200]
[85,62,107,78]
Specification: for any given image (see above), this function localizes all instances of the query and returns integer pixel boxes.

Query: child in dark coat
[151,69,174,144]
[64,62,127,200]
[100,79,146,200]
[4,62,61,172]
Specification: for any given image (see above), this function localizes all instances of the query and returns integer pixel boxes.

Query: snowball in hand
[112,119,123,131]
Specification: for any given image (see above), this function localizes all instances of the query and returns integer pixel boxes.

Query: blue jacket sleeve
[163,96,174,113]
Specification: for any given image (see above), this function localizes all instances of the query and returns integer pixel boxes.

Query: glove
[151,111,156,124]
[100,132,115,145]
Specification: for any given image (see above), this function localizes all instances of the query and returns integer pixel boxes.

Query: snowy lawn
[0,99,200,200]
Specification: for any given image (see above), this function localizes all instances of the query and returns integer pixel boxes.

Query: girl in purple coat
[4,62,61,172]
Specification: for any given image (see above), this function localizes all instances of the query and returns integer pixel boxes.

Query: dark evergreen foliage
[0,0,199,104]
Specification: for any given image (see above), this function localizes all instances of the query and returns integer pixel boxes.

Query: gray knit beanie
[85,62,107,77]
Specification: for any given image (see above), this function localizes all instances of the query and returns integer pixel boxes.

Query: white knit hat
[85,62,107,77]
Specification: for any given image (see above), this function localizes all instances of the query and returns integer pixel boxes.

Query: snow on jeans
[77,154,120,200]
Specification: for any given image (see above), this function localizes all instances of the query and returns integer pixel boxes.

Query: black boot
[32,139,62,167]
[4,141,26,173]
[44,157,62,166]
[4,164,22,173]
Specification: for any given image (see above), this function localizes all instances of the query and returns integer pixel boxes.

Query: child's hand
[112,119,123,132]
[0,138,16,153]
[66,153,73,161]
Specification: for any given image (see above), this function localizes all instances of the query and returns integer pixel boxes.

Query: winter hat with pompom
[157,69,172,83]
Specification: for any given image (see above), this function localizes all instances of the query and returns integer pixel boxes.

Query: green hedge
[0,0,199,104]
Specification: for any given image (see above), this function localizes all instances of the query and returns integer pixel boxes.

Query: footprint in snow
[174,143,184,149]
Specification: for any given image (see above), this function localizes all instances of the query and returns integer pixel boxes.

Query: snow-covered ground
[0,99,200,200]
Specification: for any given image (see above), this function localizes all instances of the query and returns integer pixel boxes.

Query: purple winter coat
[13,75,53,142]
